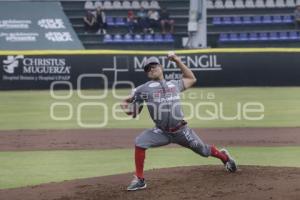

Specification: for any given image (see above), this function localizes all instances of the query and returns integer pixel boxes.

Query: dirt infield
[0,127,300,151]
[0,127,300,200]
[1,166,300,200]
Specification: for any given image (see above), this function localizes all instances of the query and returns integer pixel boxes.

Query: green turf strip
[0,147,299,189]
[0,87,300,130]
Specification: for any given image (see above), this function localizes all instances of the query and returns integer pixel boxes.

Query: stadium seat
[245,0,255,8]
[84,0,95,10]
[134,34,143,42]
[103,1,113,9]
[141,0,150,9]
[275,0,285,7]
[235,0,245,8]
[286,0,296,7]
[223,16,232,24]
[115,17,126,25]
[224,0,235,9]
[265,0,276,8]
[212,17,222,25]
[242,16,252,24]
[122,1,132,9]
[278,32,288,40]
[255,0,266,8]
[283,15,293,23]
[249,32,258,41]
[288,31,300,40]
[232,16,242,24]
[132,0,141,9]
[253,15,262,24]
[219,33,229,42]
[269,32,279,40]
[229,33,239,41]
[144,34,154,42]
[273,15,282,23]
[112,1,122,9]
[207,0,215,9]
[239,32,248,41]
[213,14,295,26]
[149,1,160,9]
[258,32,269,40]
[213,14,294,26]
[124,34,133,42]
[164,34,174,42]
[103,34,113,43]
[154,33,164,42]
[262,15,273,23]
[106,16,114,26]
[113,34,123,42]
[94,1,102,8]
[215,0,224,9]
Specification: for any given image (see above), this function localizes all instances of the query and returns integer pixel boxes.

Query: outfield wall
[0,49,300,90]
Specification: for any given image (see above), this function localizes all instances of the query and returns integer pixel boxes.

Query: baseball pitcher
[121,52,237,191]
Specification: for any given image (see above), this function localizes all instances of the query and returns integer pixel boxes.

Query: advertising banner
[0,50,300,89]
[0,2,84,50]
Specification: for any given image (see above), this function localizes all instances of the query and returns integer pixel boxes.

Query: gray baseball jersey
[132,79,185,129]
[132,79,211,157]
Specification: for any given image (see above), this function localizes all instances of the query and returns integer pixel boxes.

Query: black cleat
[127,175,147,191]
[220,148,237,173]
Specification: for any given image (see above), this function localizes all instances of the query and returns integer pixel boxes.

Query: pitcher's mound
[1,166,300,200]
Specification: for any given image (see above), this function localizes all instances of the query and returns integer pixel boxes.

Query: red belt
[158,120,187,133]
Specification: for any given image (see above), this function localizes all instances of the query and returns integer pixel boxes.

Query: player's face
[146,64,163,80]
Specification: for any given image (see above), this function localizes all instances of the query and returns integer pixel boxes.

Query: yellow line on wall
[0,48,300,55]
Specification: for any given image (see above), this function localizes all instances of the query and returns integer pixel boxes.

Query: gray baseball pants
[135,126,211,157]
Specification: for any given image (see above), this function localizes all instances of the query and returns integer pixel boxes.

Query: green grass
[0,147,299,189]
[0,87,300,130]
[0,88,298,190]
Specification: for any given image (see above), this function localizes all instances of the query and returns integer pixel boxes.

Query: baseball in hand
[167,51,175,57]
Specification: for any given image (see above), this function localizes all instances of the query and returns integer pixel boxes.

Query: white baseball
[167,51,175,57]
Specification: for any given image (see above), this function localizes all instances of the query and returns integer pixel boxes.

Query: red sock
[210,145,228,164]
[135,146,145,179]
